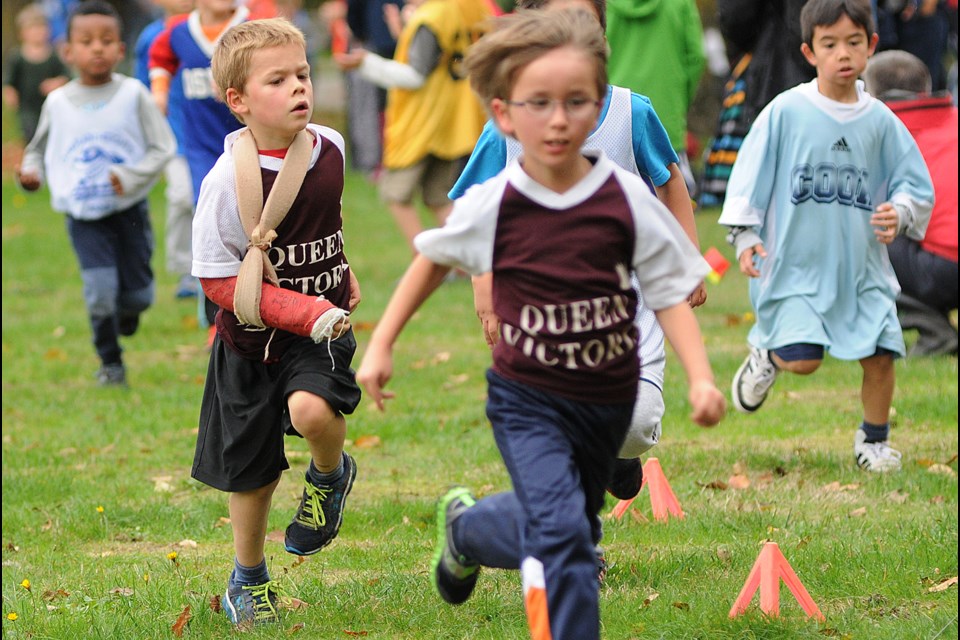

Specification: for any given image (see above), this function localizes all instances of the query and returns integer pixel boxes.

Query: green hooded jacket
[606,0,706,152]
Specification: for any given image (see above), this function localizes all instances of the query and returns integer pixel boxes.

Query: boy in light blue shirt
[720,0,934,472]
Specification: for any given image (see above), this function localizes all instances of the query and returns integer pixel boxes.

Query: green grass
[2,128,957,638]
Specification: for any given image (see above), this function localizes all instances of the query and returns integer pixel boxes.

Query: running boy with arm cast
[190,18,361,627]
[721,0,934,472]
[357,9,724,639]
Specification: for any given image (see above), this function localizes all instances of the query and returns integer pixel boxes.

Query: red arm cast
[201,277,340,337]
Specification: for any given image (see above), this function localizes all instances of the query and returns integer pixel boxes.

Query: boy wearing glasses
[450,0,706,502]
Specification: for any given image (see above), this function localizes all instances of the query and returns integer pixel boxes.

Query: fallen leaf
[927,464,957,477]
[343,631,369,637]
[724,314,742,327]
[671,601,690,611]
[214,516,231,528]
[281,597,309,611]
[210,595,222,613]
[171,605,191,637]
[822,481,861,493]
[288,621,305,633]
[628,509,650,523]
[728,474,750,490]
[43,348,68,362]
[928,576,958,593]
[41,520,53,532]
[152,476,174,493]
[177,539,198,549]
[290,556,307,568]
[42,589,69,601]
[698,480,728,490]
[110,587,134,597]
[849,507,867,517]
[916,458,938,467]
[886,490,909,504]
[443,373,469,388]
[354,434,381,449]
[432,351,451,364]
[642,592,660,606]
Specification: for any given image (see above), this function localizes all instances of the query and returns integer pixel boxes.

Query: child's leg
[854,352,901,472]
[284,389,358,556]
[115,202,155,336]
[288,391,346,470]
[860,352,895,426]
[229,478,281,568]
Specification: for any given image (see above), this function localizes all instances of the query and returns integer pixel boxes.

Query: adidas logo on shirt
[831,137,851,152]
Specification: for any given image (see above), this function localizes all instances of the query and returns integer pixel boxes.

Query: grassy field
[2,123,957,639]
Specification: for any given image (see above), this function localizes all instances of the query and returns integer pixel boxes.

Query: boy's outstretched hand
[688,379,726,427]
[356,346,396,411]
[738,243,766,278]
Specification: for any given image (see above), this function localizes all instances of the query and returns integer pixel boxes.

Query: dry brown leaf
[671,601,690,611]
[281,597,309,610]
[177,539,198,549]
[927,576,958,593]
[822,481,861,493]
[629,509,650,523]
[849,507,867,517]
[41,519,53,532]
[210,594,222,613]
[432,351,451,364]
[214,516,231,528]
[886,490,909,504]
[43,348,68,362]
[724,314,742,327]
[343,631,369,637]
[927,464,957,477]
[290,556,307,568]
[698,480,728,490]
[728,474,750,490]
[42,589,69,601]
[109,587,133,597]
[171,605,191,637]
[288,621,306,634]
[443,373,470,388]
[354,434,382,449]
[915,458,938,467]
[642,592,660,606]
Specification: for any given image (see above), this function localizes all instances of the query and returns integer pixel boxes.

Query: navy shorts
[192,329,361,492]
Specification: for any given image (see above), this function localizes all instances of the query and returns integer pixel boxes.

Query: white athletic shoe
[731,346,779,413]
[854,430,902,472]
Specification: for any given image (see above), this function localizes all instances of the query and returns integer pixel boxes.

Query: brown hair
[863,50,933,99]
[464,8,607,108]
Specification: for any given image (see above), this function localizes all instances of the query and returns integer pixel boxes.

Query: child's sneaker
[607,457,643,500]
[431,487,480,605]
[731,346,778,413]
[223,575,281,626]
[95,363,127,388]
[854,429,902,472]
[284,452,357,555]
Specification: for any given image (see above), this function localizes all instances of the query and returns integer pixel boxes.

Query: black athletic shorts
[192,329,361,492]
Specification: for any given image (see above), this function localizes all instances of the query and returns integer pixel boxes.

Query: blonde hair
[464,8,607,109]
[16,3,48,32]
[211,17,307,107]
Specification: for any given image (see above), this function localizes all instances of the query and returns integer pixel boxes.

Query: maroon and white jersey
[192,124,351,360]
[416,152,708,403]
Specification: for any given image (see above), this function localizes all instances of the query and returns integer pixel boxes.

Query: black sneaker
[223,573,282,627]
[95,363,127,387]
[607,457,643,500]
[284,452,357,556]
[431,487,480,605]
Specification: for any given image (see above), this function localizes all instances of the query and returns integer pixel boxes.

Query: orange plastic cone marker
[610,457,684,522]
[703,247,731,284]
[729,542,825,621]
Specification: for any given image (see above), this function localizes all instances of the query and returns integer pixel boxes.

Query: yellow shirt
[383,0,490,169]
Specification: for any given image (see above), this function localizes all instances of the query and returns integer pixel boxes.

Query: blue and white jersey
[719,80,934,359]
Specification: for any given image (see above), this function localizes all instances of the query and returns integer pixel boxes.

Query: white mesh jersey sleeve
[190,124,337,279]
[414,171,509,275]
[615,166,710,310]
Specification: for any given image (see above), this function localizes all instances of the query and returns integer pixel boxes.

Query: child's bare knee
[778,358,821,375]
[287,391,336,436]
